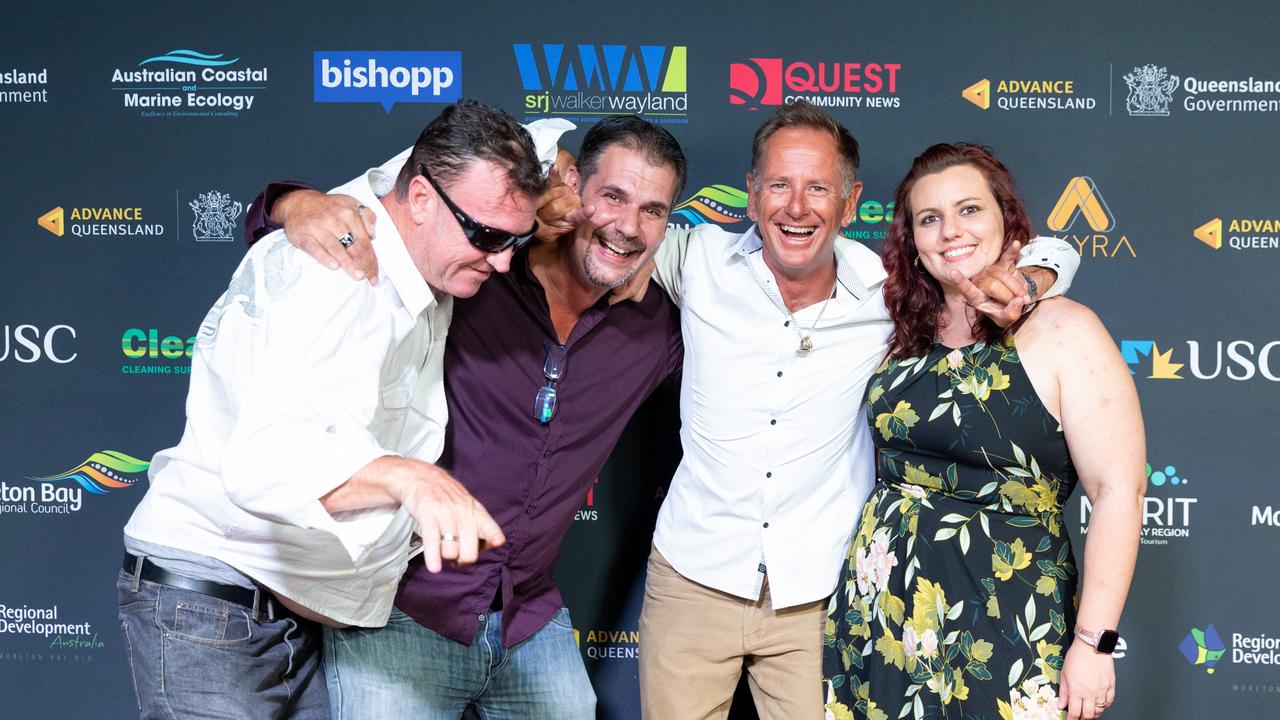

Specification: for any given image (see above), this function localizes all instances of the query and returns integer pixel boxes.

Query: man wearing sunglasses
[118,100,541,719]
[244,115,687,719]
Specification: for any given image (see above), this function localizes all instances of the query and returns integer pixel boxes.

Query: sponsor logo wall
[3,2,1278,719]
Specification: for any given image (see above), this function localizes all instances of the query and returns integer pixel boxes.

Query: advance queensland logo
[1045,176,1135,259]
[1122,338,1280,382]
[730,57,900,109]
[37,203,165,240]
[315,51,460,112]
[1194,215,1280,252]
[110,49,267,118]
[1081,461,1195,546]
[514,43,687,123]
[1,451,148,516]
[1123,63,1280,116]
[962,76,1097,111]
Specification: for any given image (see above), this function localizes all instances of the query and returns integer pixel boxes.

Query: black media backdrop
[2,2,1278,718]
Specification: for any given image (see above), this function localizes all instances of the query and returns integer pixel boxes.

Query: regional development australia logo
[1181,625,1227,674]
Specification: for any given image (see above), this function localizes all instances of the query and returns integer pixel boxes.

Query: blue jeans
[117,569,328,719]
[325,607,595,720]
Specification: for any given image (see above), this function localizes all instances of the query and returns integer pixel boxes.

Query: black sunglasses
[420,165,539,253]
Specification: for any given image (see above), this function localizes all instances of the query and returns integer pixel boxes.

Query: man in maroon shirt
[246,116,686,720]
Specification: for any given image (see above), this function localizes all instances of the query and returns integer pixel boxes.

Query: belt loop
[130,555,143,593]
[251,587,263,622]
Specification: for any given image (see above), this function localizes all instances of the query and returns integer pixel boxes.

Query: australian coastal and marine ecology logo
[729,57,901,109]
[1122,338,1280,382]
[110,49,268,118]
[1045,176,1135,259]
[514,43,687,123]
[1080,461,1195,546]
[314,51,461,112]
[0,451,148,516]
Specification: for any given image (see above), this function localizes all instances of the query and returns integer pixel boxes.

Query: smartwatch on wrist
[1075,626,1120,654]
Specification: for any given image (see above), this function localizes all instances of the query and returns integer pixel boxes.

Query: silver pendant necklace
[783,278,838,354]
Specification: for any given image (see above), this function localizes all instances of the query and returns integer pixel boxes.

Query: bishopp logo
[1121,338,1280,382]
[37,207,63,237]
[1124,64,1179,116]
[962,76,1097,112]
[515,43,686,123]
[1045,176,1134,258]
[729,57,901,110]
[1,451,149,516]
[110,49,268,118]
[1194,215,1280,252]
[670,185,750,228]
[1081,461,1195,546]
[1181,625,1227,674]
[190,190,243,242]
[314,51,460,112]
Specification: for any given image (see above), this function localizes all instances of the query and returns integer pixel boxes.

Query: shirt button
[770,419,777,426]
[543,450,552,458]
[776,371,783,377]
[784,320,790,327]
[526,505,536,515]
[766,472,772,478]
[477,614,486,622]
[763,522,770,528]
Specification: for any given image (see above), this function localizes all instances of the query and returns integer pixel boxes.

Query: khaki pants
[638,547,827,720]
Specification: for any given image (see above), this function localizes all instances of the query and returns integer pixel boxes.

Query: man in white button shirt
[636,101,1079,719]
[117,100,543,719]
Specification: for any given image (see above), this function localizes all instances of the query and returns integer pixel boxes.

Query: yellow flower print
[874,400,919,441]
[992,537,1032,581]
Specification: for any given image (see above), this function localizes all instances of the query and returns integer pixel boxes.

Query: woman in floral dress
[822,144,1144,720]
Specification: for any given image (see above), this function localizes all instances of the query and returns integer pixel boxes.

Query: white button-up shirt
[124,166,449,627]
[651,224,1077,609]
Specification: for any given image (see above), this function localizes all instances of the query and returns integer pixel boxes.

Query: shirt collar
[729,224,872,302]
[344,173,435,318]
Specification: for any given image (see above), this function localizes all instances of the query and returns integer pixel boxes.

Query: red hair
[882,143,1034,359]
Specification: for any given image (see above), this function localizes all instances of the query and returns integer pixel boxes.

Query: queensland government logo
[0,67,48,104]
[1081,460,1195,546]
[1194,215,1280,251]
[1121,338,1280,382]
[1124,62,1280,115]
[1,324,76,364]
[110,49,267,118]
[1045,176,1134,258]
[190,190,243,242]
[514,43,686,123]
[1124,64,1178,116]
[314,51,460,112]
[0,451,148,516]
[962,77,1097,111]
[729,57,900,109]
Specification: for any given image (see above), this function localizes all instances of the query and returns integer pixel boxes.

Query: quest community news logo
[1121,338,1280,382]
[514,43,687,123]
[1181,624,1280,676]
[110,49,267,117]
[0,451,149,516]
[1123,63,1280,117]
[1044,176,1135,259]
[315,51,461,112]
[962,76,1097,112]
[1081,461,1195,546]
[667,183,894,242]
[729,57,900,109]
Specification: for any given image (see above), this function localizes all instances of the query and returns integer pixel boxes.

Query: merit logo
[1046,177,1134,258]
[1121,338,1280,382]
[1194,216,1280,251]
[314,51,461,112]
[110,49,268,118]
[962,77,1096,111]
[1081,461,1195,546]
[515,43,687,123]
[729,57,900,109]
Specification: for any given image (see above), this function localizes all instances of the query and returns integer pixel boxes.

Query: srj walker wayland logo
[962,76,1098,112]
[514,43,687,124]
[1121,338,1280,382]
[729,57,901,109]
[0,451,148,516]
[314,51,461,112]
[1193,215,1280,252]
[109,49,268,118]
[1045,176,1135,258]
[1081,461,1195,546]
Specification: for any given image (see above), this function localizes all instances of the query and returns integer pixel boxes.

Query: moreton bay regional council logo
[1124,64,1179,116]
[189,191,243,242]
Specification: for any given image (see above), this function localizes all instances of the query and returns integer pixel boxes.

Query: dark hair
[575,115,688,203]
[395,99,546,200]
[882,143,1035,359]
[750,100,860,195]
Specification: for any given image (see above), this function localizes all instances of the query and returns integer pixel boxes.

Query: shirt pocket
[370,380,413,443]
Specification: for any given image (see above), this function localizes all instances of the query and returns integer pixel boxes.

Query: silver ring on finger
[338,232,355,248]
[440,533,459,543]
[356,203,368,212]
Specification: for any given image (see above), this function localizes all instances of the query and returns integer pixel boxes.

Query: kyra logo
[1181,625,1226,674]
[1045,177,1135,258]
[314,51,461,112]
[514,44,687,119]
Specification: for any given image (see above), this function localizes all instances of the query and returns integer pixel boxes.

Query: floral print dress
[823,340,1077,720]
